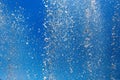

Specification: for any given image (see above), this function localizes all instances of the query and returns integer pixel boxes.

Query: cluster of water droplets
[110,1,120,80]
[0,1,28,80]
[43,0,109,80]
[43,0,75,80]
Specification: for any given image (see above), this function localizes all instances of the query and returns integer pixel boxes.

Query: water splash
[110,1,120,80]
[0,1,28,80]
[43,0,109,80]
[43,0,74,80]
